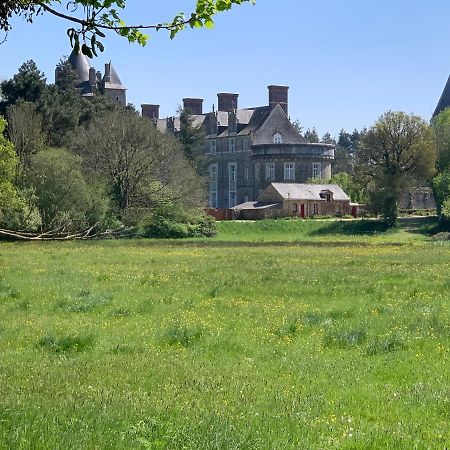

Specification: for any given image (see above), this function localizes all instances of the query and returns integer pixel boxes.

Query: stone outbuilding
[233,182,354,219]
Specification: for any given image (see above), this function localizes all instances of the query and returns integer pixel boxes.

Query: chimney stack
[141,104,160,121]
[268,85,289,115]
[183,98,203,115]
[217,93,239,112]
[89,67,97,90]
[104,63,111,82]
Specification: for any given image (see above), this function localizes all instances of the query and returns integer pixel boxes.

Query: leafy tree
[306,171,367,204]
[432,170,450,223]
[1,1,254,57]
[72,109,205,221]
[432,107,450,172]
[0,60,46,112]
[54,58,79,92]
[304,127,319,143]
[356,111,436,226]
[178,107,207,175]
[321,132,335,145]
[26,148,110,231]
[6,101,45,173]
[292,119,303,134]
[0,117,40,230]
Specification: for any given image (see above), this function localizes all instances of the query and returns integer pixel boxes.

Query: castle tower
[101,62,127,106]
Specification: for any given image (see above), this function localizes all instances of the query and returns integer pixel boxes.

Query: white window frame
[313,203,319,215]
[209,164,218,207]
[228,162,237,207]
[244,195,249,202]
[284,162,295,181]
[244,166,249,181]
[312,162,322,179]
[210,139,217,155]
[229,138,235,153]
[273,133,283,144]
[266,162,275,180]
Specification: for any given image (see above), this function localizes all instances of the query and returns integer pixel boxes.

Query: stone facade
[146,86,335,208]
[233,183,353,219]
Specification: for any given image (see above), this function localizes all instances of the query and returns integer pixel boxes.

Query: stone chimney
[268,85,289,115]
[217,93,239,112]
[183,98,203,115]
[104,63,111,82]
[89,67,97,90]
[141,104,160,120]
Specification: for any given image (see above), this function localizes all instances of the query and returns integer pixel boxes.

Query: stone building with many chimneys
[142,86,335,208]
[56,47,127,106]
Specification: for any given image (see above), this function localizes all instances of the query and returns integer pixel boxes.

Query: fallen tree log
[0,225,133,241]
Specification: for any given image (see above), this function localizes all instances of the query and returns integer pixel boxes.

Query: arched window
[273,133,283,144]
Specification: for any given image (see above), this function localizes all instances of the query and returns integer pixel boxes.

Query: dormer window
[273,133,283,144]
[320,190,333,202]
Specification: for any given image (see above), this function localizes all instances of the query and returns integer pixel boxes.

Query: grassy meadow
[0,218,449,449]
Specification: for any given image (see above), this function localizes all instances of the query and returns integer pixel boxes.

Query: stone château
[56,48,127,106]
[142,86,335,208]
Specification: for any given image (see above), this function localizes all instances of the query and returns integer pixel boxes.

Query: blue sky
[1,0,449,136]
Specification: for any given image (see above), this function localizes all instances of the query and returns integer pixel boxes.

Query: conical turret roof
[68,47,92,84]
[102,62,127,90]
[434,75,450,118]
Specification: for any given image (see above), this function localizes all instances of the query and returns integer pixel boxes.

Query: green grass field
[0,219,449,449]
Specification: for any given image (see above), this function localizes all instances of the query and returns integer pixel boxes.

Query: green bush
[143,205,217,239]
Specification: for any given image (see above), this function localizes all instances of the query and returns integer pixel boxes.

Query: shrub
[143,205,217,239]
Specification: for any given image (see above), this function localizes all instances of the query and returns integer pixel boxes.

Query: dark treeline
[0,59,216,238]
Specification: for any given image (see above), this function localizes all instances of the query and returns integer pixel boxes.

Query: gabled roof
[434,75,450,117]
[269,183,350,201]
[68,47,92,84]
[102,62,127,90]
[252,104,308,145]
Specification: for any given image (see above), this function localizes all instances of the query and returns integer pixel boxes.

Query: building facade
[55,48,127,106]
[233,182,354,219]
[143,85,334,208]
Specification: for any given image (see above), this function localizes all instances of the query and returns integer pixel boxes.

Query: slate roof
[270,183,350,201]
[434,75,450,117]
[102,62,127,90]
[232,201,282,210]
[68,47,91,84]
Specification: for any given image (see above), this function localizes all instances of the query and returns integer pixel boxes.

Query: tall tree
[178,107,207,175]
[304,127,319,143]
[432,107,450,172]
[6,101,45,173]
[356,111,436,226]
[72,109,205,219]
[1,1,254,57]
[0,60,46,112]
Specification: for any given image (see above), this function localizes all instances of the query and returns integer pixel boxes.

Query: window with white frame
[244,166,249,180]
[284,162,295,180]
[312,162,322,179]
[266,162,275,180]
[229,138,235,153]
[210,139,217,155]
[313,203,319,214]
[228,162,237,207]
[273,133,283,144]
[243,139,249,151]
[336,204,342,214]
[209,164,218,207]
[244,195,249,202]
